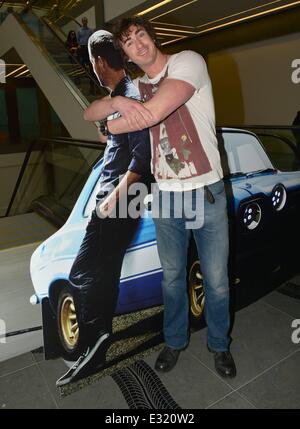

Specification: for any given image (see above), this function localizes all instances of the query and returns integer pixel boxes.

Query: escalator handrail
[218,125,300,130]
[255,131,300,160]
[41,15,67,43]
[40,14,101,88]
[4,137,105,218]
[39,136,106,150]
[5,139,37,217]
[11,10,89,109]
[255,132,297,147]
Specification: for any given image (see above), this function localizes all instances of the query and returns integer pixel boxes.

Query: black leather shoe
[56,332,110,386]
[208,346,237,378]
[155,346,181,373]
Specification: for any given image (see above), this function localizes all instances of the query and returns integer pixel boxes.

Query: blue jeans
[153,180,230,351]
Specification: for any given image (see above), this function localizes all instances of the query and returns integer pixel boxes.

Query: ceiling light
[137,0,173,16]
[5,64,26,78]
[149,0,197,21]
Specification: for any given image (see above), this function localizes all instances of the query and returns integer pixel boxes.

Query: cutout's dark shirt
[97,76,151,201]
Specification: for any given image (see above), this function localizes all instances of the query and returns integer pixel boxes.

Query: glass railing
[220,125,300,172]
[13,9,107,103]
[5,137,105,226]
[3,127,300,225]
[238,125,299,146]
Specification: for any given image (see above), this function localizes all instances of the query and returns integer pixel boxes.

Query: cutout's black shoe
[56,332,110,386]
[155,346,181,373]
[208,346,236,378]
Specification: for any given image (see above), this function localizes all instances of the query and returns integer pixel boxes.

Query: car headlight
[271,184,287,211]
[242,202,262,230]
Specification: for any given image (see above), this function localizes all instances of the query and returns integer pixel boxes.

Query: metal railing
[13,9,106,103]
[5,136,105,225]
[3,127,300,224]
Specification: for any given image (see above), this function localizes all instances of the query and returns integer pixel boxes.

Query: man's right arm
[107,78,195,134]
[89,51,205,134]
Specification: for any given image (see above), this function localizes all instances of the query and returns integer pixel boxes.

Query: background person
[65,30,80,84]
[65,30,80,60]
[77,17,95,94]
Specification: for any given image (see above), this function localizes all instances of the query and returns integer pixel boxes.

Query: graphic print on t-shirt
[139,78,212,180]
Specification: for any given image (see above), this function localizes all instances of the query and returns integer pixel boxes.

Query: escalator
[0,5,112,361]
[0,7,109,361]
[5,136,106,223]
[0,8,106,140]
[0,136,105,362]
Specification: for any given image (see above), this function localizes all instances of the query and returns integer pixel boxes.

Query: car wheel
[188,259,205,325]
[57,289,83,361]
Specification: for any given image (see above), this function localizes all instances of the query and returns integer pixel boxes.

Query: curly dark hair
[112,16,160,54]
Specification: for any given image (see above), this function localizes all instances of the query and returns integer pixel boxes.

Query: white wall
[208,32,300,126]
[61,20,78,36]
[62,5,96,35]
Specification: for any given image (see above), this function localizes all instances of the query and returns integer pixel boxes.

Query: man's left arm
[108,51,205,134]
[108,78,195,134]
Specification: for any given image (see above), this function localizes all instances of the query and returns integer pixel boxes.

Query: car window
[217,131,274,175]
[258,135,300,171]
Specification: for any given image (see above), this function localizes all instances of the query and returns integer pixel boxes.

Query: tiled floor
[0,280,299,409]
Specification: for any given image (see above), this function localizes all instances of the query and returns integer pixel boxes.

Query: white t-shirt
[134,50,223,191]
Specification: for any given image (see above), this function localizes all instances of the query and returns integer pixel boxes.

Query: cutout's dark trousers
[69,209,139,344]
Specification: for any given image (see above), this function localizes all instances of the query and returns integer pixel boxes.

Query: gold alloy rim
[60,295,79,349]
[189,260,205,318]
